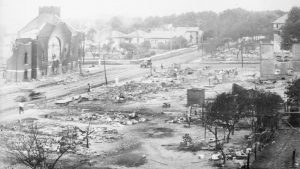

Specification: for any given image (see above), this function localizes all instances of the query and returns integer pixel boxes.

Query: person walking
[87,83,91,93]
[18,102,24,114]
[187,106,192,127]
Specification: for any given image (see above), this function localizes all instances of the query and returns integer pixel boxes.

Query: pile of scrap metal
[166,116,186,124]
[29,90,46,100]
[15,90,45,102]
[66,112,148,126]
[100,82,163,103]
[55,94,96,106]
[210,148,249,161]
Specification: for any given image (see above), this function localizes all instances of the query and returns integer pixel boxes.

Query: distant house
[264,14,293,77]
[125,30,147,44]
[273,14,288,30]
[144,31,175,48]
[111,30,127,45]
[110,25,203,49]
[272,14,288,52]
[174,27,203,45]
[6,6,84,82]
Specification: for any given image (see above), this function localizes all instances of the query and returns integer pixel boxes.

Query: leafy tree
[136,41,152,58]
[285,78,300,126]
[208,92,250,143]
[127,9,283,42]
[203,37,223,55]
[109,16,124,31]
[143,16,163,28]
[209,93,236,142]
[233,89,254,133]
[86,28,97,42]
[103,38,114,53]
[119,42,137,59]
[253,90,283,129]
[281,7,300,50]
[119,42,137,52]
[203,30,215,41]
[171,36,188,49]
[140,41,151,51]
[285,78,300,106]
[87,44,99,58]
[157,42,169,50]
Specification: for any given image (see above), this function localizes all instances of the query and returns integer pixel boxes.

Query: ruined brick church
[6,6,84,81]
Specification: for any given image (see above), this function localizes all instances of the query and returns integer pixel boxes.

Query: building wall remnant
[5,6,83,82]
[260,43,276,79]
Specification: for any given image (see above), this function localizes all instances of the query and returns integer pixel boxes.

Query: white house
[272,14,288,52]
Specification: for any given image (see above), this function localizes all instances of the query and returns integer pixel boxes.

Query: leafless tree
[205,123,226,164]
[6,124,78,169]
[77,118,95,148]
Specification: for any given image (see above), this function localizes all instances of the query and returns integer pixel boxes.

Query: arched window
[24,52,28,64]
[42,51,45,62]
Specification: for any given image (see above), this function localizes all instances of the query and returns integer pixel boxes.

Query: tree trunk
[86,133,89,148]
[232,125,235,135]
[215,127,218,150]
[223,128,226,141]
[226,129,231,143]
[221,149,226,164]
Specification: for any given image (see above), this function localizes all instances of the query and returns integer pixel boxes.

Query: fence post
[254,143,257,160]
[292,149,296,167]
[247,153,250,169]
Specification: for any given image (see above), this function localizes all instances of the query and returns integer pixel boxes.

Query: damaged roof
[272,14,288,24]
[18,13,79,39]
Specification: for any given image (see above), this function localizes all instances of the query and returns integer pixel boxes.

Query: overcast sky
[0,0,299,33]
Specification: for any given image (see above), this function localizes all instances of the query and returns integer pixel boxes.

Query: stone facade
[6,6,83,82]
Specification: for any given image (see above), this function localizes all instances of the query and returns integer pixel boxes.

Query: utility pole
[83,33,85,65]
[15,47,18,83]
[99,41,108,86]
[292,149,296,167]
[247,153,250,169]
[150,63,152,76]
[179,38,182,49]
[204,110,207,141]
[201,35,204,57]
[259,42,262,77]
[254,143,257,160]
[241,40,244,68]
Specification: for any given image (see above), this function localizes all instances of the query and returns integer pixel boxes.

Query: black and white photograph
[0,0,300,168]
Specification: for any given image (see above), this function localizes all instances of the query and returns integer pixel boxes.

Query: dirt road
[0,50,202,119]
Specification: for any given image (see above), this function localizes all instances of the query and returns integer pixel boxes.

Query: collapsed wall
[187,88,205,106]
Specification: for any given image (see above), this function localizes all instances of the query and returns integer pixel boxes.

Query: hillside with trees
[109,8,285,41]
[281,6,300,50]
